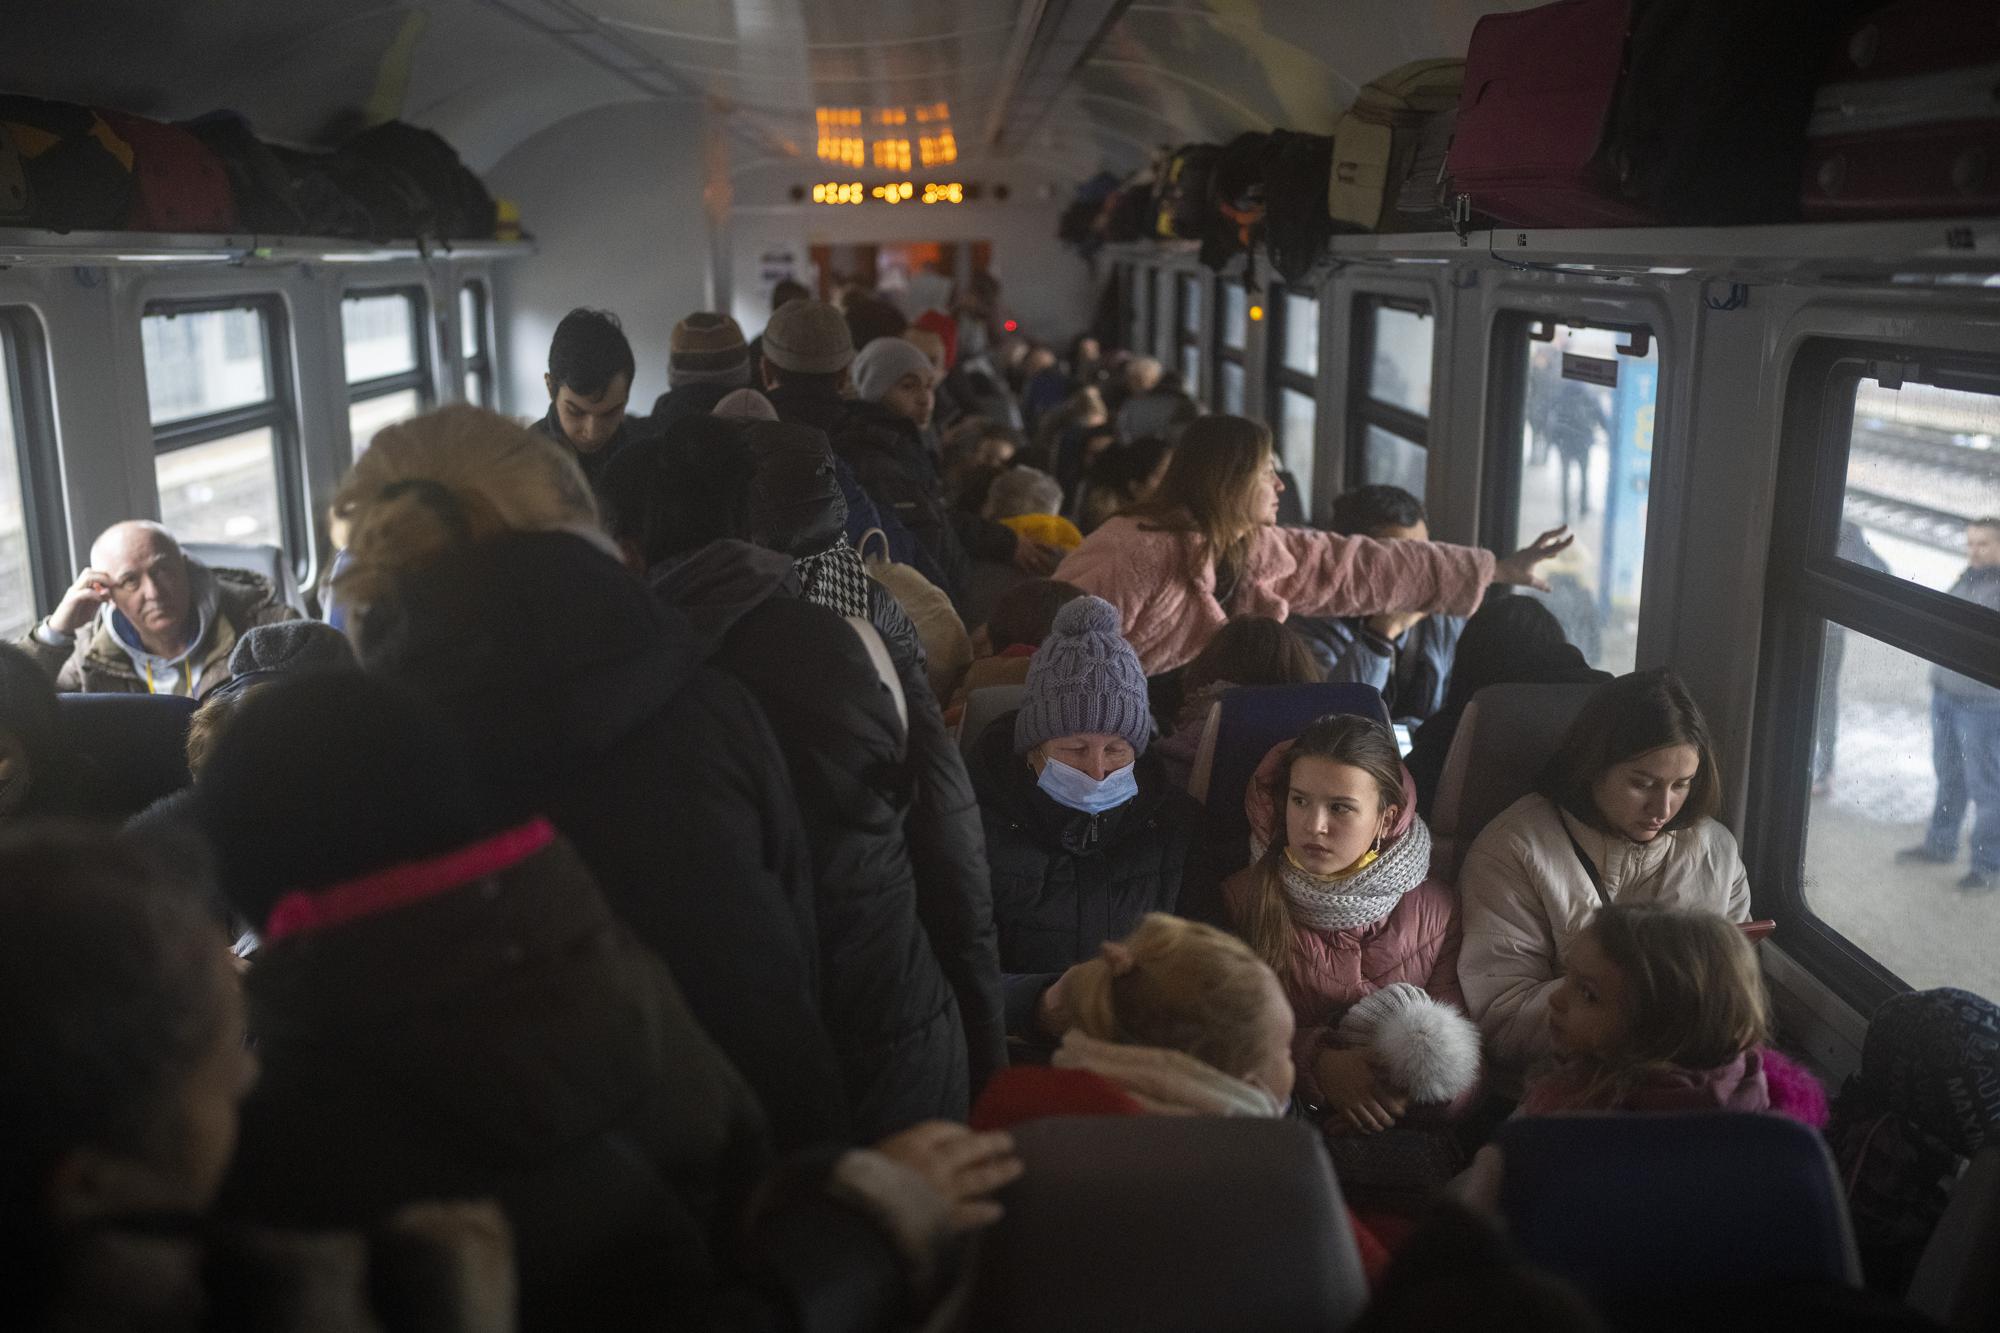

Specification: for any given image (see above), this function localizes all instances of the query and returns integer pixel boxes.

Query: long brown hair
[1237,714,1405,983]
[1539,668,1720,834]
[1125,414,1273,591]
[1564,903,1770,1105]
[1067,913,1281,1081]
[1182,615,1324,698]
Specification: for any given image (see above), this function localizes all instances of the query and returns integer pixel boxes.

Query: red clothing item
[970,1065,1393,1286]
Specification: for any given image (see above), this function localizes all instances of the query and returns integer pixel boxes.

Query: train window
[1175,272,1203,400]
[142,301,295,552]
[1753,347,2000,1007]
[1348,297,1433,500]
[1507,319,1659,675]
[342,288,431,453]
[0,322,34,639]
[460,281,493,407]
[1221,283,1247,351]
[1271,289,1319,508]
[1214,281,1247,414]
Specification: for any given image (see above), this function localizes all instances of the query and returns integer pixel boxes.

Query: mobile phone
[1740,919,1777,941]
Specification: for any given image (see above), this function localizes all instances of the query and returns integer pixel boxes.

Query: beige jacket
[1457,793,1750,1076]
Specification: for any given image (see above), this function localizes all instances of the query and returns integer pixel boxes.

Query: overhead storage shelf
[0,229,535,269]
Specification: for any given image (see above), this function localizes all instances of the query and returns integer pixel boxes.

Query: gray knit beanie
[852,336,935,404]
[1013,595,1152,756]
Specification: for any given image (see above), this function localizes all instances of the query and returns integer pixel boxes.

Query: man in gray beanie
[966,593,1204,1043]
[650,311,753,430]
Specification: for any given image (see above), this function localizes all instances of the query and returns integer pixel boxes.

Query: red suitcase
[1803,0,2000,220]
[97,110,239,234]
[1445,0,1661,229]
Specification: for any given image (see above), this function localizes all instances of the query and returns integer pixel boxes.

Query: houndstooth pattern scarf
[795,541,872,619]
[1249,817,1433,933]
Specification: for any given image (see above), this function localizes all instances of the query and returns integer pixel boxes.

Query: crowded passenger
[533,307,647,493]
[1223,716,1480,1148]
[952,577,1087,725]
[967,595,1203,1043]
[0,644,80,822]
[1405,594,1610,818]
[984,467,1083,554]
[1899,516,2000,891]
[1076,433,1176,534]
[598,416,1004,1126]
[1056,415,1573,675]
[1457,669,1752,1085]
[17,520,300,697]
[330,404,844,1151]
[648,310,754,429]
[1289,485,1466,727]
[1151,613,1323,792]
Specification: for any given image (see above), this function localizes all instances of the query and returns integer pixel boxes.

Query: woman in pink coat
[1054,415,1572,675]
[1222,714,1481,1138]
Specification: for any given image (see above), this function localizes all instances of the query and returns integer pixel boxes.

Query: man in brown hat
[649,311,754,430]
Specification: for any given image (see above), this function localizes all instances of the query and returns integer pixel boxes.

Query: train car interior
[3,1,1998,1329]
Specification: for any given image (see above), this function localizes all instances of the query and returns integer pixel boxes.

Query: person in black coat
[331,405,843,1153]
[601,416,1008,1102]
[968,595,1204,1043]
[197,672,1019,1331]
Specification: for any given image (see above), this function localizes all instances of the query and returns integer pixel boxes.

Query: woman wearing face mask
[1457,669,1751,1089]
[967,596,1203,1044]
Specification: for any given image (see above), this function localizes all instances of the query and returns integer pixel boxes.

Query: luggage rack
[0,228,534,269]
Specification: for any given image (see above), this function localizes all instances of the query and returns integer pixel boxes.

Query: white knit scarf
[1053,1031,1282,1118]
[1249,817,1433,933]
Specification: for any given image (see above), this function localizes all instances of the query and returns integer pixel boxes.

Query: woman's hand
[1492,527,1574,591]
[1314,1046,1408,1135]
[874,1122,1025,1232]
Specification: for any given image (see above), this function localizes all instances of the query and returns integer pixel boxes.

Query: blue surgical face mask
[1037,755,1139,815]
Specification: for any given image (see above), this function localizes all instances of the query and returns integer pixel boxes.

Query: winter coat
[1458,793,1752,1077]
[1519,1046,1829,1126]
[830,399,985,605]
[15,559,298,698]
[967,712,1202,1037]
[531,401,651,501]
[219,826,924,1331]
[355,529,846,1151]
[765,383,950,588]
[746,418,1009,1090]
[1932,565,2000,700]
[649,379,743,433]
[1288,612,1466,726]
[1055,516,1497,675]
[650,539,970,1134]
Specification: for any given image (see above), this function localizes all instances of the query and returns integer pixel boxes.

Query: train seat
[1187,681,1390,811]
[957,684,1028,758]
[58,692,198,819]
[184,541,309,617]
[966,1115,1369,1333]
[1908,1144,2000,1332]
[1495,1112,1862,1301]
[1430,681,1603,882]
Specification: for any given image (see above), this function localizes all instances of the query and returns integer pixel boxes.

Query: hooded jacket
[821,398,981,605]
[355,530,846,1151]
[16,559,298,698]
[1288,612,1467,727]
[1519,1046,1828,1126]
[1458,793,1751,1078]
[650,539,973,1133]
[220,830,928,1331]
[967,711,1202,1038]
[1054,516,1498,676]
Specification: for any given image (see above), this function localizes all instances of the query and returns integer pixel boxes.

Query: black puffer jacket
[356,530,847,1151]
[653,539,969,1134]
[967,713,1203,1038]
[221,833,916,1331]
[746,428,1009,1091]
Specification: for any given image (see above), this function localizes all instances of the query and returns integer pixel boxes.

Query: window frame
[342,283,433,418]
[1213,277,1248,415]
[1347,293,1433,492]
[1749,340,2000,1009]
[0,308,66,629]
[1175,270,1205,401]
[1267,284,1320,512]
[142,295,307,561]
[460,278,493,406]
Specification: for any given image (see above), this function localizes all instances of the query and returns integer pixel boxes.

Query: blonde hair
[1570,903,1771,1103]
[331,405,599,627]
[1068,913,1281,1081]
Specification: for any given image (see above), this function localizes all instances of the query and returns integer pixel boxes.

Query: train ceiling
[3,0,1536,183]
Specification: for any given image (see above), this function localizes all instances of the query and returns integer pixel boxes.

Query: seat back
[1430,681,1602,880]
[1495,1112,1862,1300]
[184,541,308,616]
[1189,680,1389,818]
[967,1115,1367,1333]
[57,693,198,819]
[1908,1144,2000,1332]
[958,684,1028,758]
